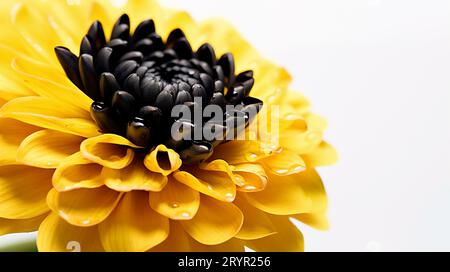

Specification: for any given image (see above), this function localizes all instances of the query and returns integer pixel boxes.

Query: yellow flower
[0,0,337,252]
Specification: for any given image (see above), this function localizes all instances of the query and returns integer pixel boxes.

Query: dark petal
[242,96,263,123]
[132,19,155,42]
[236,70,255,95]
[111,24,130,41]
[197,60,214,76]
[187,78,200,87]
[54,46,84,91]
[165,120,195,149]
[163,84,177,97]
[127,117,151,147]
[172,37,193,59]
[241,78,254,96]
[107,39,128,51]
[139,106,163,127]
[163,49,178,61]
[179,142,213,164]
[118,51,144,63]
[115,14,130,26]
[95,47,113,74]
[178,82,191,93]
[175,90,192,105]
[203,122,228,142]
[114,60,138,82]
[87,21,106,51]
[90,102,121,134]
[214,80,225,94]
[112,90,136,118]
[133,38,154,55]
[166,28,185,47]
[199,73,214,97]
[227,84,245,105]
[179,59,193,68]
[141,61,156,68]
[99,72,120,103]
[135,66,148,78]
[154,90,174,115]
[147,51,164,63]
[191,84,207,105]
[217,53,235,88]
[80,36,93,56]
[149,33,164,51]
[236,70,254,81]
[79,54,99,100]
[209,92,226,108]
[213,65,225,82]
[123,73,140,97]
[196,43,216,66]
[140,77,162,104]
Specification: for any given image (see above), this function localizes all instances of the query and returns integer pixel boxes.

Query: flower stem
[0,235,37,252]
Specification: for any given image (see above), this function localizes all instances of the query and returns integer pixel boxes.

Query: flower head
[0,0,337,252]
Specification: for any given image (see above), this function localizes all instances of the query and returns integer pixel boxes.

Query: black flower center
[55,14,262,164]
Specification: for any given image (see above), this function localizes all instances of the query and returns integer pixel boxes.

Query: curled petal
[234,194,276,240]
[17,130,83,169]
[0,165,52,219]
[246,168,327,215]
[260,148,306,176]
[180,195,243,245]
[174,161,236,202]
[232,163,268,192]
[149,177,200,220]
[0,118,39,166]
[302,141,338,167]
[52,152,104,192]
[47,187,121,227]
[144,144,182,176]
[99,191,169,252]
[80,134,139,169]
[244,215,304,252]
[291,213,330,231]
[102,158,168,192]
[37,212,104,252]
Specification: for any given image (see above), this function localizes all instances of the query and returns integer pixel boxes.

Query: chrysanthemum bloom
[0,0,337,252]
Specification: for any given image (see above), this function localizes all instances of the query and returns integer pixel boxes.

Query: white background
[2,0,449,252]
[160,0,450,251]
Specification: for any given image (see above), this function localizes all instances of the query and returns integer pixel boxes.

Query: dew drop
[171,202,179,208]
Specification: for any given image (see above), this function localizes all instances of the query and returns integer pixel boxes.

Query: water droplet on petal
[171,202,179,208]
[181,212,191,218]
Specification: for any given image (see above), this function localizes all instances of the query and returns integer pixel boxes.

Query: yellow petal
[291,213,330,231]
[149,177,200,220]
[180,195,243,245]
[149,221,191,252]
[303,141,338,167]
[189,238,245,252]
[144,144,182,176]
[0,213,47,236]
[0,118,39,166]
[102,157,168,192]
[244,216,304,252]
[98,191,169,252]
[234,195,276,240]
[209,140,268,165]
[12,56,92,111]
[0,166,52,219]
[0,97,99,138]
[12,3,59,62]
[232,163,268,192]
[47,187,121,227]
[174,160,237,202]
[17,129,83,169]
[260,148,306,176]
[80,134,138,169]
[246,168,327,215]
[52,152,104,192]
[37,212,104,252]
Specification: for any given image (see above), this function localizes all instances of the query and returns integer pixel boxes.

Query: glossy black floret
[55,14,262,164]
